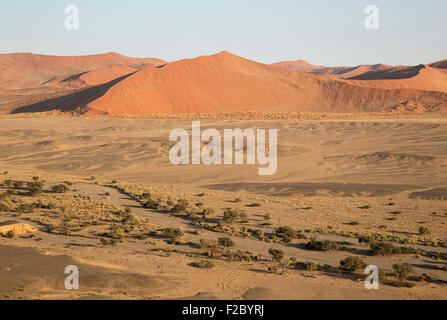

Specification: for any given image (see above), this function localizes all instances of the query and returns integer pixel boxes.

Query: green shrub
[370,242,400,256]
[305,239,337,251]
[296,261,318,271]
[358,205,371,209]
[393,263,413,283]
[269,248,284,262]
[27,182,44,195]
[418,226,430,236]
[267,265,280,274]
[358,234,374,244]
[52,184,69,193]
[162,228,184,239]
[32,176,39,182]
[416,273,432,282]
[276,226,296,239]
[4,179,12,186]
[201,208,215,217]
[5,230,15,238]
[170,200,189,213]
[144,199,160,209]
[218,237,235,247]
[223,209,241,223]
[340,256,366,273]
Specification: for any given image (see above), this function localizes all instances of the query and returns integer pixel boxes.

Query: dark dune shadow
[60,71,90,83]
[202,182,420,197]
[11,72,136,114]
[409,187,447,200]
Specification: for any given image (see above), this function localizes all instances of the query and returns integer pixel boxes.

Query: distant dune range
[0,52,165,113]
[1,51,447,115]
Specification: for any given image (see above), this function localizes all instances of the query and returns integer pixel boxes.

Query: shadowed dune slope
[11,72,136,114]
[430,59,447,69]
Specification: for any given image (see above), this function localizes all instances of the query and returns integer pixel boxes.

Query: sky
[0,0,445,66]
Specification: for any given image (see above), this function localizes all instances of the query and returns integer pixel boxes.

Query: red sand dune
[343,65,447,93]
[271,60,391,78]
[0,52,165,89]
[78,51,447,115]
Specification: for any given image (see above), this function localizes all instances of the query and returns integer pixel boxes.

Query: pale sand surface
[0,116,446,300]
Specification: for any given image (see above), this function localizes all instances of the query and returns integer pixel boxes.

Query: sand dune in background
[0,52,164,89]
[79,51,447,115]
[271,59,391,78]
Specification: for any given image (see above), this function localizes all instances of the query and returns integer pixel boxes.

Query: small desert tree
[393,263,413,285]
[269,248,284,262]
[340,256,367,273]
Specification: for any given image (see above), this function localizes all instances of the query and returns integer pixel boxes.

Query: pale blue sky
[0,0,445,66]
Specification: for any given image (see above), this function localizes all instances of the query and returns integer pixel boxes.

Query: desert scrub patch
[162,228,184,244]
[201,207,215,217]
[5,230,15,238]
[223,209,247,224]
[305,239,338,251]
[170,199,189,213]
[370,242,423,256]
[51,185,69,194]
[358,205,371,209]
[218,237,235,247]
[27,182,44,196]
[269,248,284,262]
[418,226,430,236]
[295,261,318,271]
[392,263,414,286]
[223,250,253,262]
[192,260,215,269]
[339,256,366,273]
[275,226,306,243]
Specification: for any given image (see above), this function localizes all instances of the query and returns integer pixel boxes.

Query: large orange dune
[80,51,447,115]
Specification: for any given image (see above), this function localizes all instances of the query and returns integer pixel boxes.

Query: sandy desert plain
[0,52,447,300]
[0,114,446,300]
